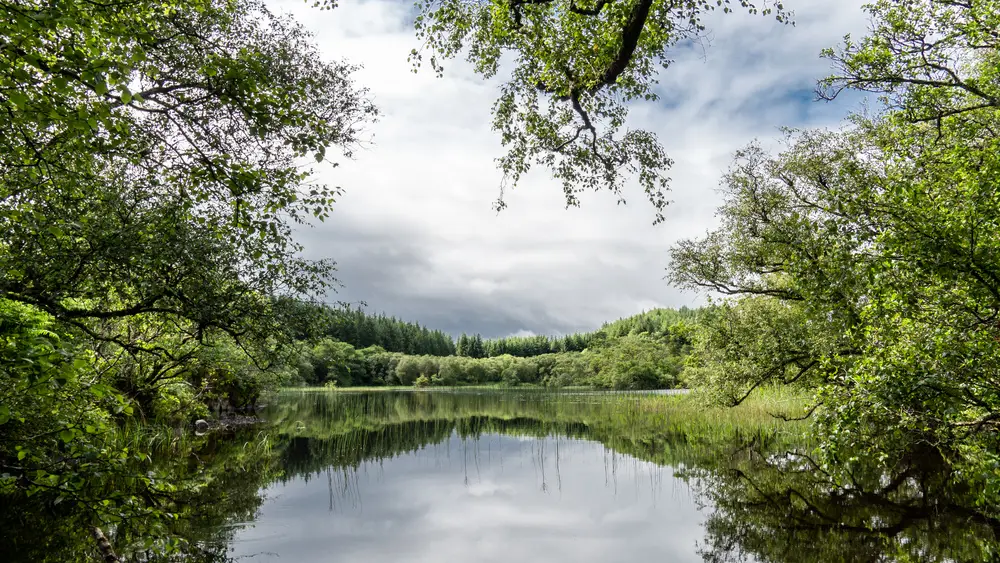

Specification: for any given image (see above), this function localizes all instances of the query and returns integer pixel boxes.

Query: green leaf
[8,91,27,108]
[59,429,75,443]
[0,405,9,425]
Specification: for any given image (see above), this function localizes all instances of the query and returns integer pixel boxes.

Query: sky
[267,0,871,338]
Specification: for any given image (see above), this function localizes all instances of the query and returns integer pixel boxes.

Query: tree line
[294,335,686,391]
[456,332,593,358]
[291,302,697,361]
[291,307,697,389]
[315,305,456,356]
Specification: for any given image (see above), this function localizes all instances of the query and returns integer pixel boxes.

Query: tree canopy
[671,0,1000,513]
[1,0,375,352]
[1,0,375,552]
[6,0,1000,557]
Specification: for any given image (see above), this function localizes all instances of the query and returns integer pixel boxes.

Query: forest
[2,0,999,560]
[290,305,697,389]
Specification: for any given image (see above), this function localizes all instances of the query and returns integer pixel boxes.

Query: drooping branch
[520,0,659,96]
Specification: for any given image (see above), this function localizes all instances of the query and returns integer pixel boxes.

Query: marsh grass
[264,386,814,472]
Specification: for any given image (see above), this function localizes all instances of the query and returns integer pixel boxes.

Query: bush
[463,361,487,384]
[435,358,461,386]
[589,334,679,390]
[500,368,521,386]
[395,356,423,386]
[543,353,594,387]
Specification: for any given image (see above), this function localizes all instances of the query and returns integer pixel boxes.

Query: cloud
[270,0,871,337]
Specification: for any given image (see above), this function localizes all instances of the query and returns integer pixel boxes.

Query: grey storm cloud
[295,217,672,337]
[269,0,871,338]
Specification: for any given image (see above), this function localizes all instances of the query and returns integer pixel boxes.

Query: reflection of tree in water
[19,390,991,562]
[2,428,280,563]
[277,409,674,510]
[688,440,998,563]
[265,390,1000,561]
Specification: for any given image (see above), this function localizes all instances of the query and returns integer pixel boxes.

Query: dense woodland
[2,0,1000,560]
[291,306,696,389]
[302,303,697,359]
[312,305,456,356]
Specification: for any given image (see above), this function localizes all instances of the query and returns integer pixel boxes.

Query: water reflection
[4,389,997,562]
[224,390,998,562]
[692,447,996,562]
[232,433,702,563]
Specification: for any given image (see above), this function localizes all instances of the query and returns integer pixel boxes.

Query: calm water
[5,389,994,562]
[223,389,990,563]
[231,434,705,562]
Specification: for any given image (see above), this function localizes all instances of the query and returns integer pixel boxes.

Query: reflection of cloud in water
[464,481,514,498]
[231,433,703,563]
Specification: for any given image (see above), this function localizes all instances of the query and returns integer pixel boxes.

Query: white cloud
[269,0,871,337]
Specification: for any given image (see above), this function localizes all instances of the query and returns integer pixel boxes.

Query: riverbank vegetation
[0,0,376,556]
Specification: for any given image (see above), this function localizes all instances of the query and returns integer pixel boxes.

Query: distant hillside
[287,303,456,356]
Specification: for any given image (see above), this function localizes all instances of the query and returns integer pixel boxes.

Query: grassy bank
[269,385,812,444]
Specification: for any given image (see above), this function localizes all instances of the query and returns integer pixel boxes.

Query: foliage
[384,0,791,222]
[0,298,289,561]
[295,335,688,389]
[0,0,377,410]
[0,301,130,515]
[683,298,837,405]
[459,307,697,359]
[691,440,995,562]
[0,0,375,555]
[4,425,280,563]
[588,333,680,389]
[471,331,584,357]
[670,0,1000,524]
[456,332,485,357]
[286,307,700,389]
[600,306,697,343]
[1,0,374,350]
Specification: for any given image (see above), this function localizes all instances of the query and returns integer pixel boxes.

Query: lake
[233,433,703,562]
[227,389,989,562]
[5,388,993,561]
